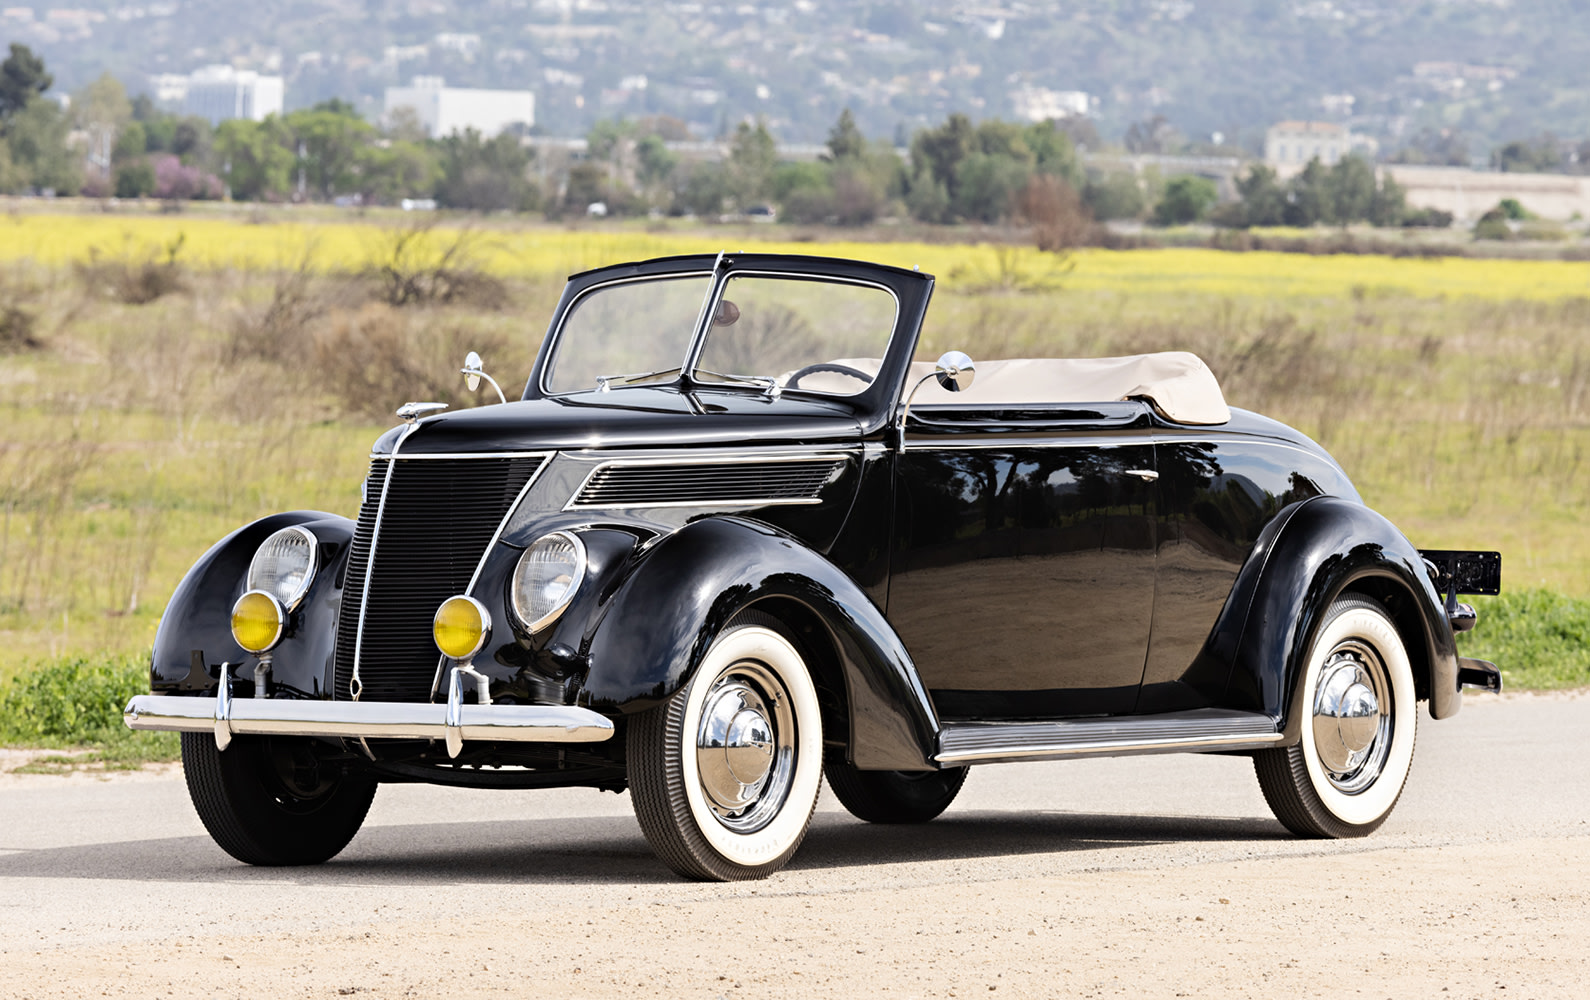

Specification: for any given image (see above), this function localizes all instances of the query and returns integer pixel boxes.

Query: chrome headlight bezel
[510,530,588,634]
[246,525,319,612]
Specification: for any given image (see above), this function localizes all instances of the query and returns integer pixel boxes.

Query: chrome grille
[334,456,543,703]
[570,459,844,508]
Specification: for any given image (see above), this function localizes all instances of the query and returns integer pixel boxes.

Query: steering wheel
[785,363,873,389]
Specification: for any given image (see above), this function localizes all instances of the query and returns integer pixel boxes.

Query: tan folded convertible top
[815,351,1231,426]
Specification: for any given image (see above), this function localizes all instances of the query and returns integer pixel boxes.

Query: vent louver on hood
[570,458,845,508]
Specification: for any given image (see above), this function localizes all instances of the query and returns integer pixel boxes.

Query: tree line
[0,44,1448,233]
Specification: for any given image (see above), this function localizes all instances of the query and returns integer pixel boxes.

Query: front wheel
[1254,595,1418,838]
[627,618,824,881]
[182,732,377,866]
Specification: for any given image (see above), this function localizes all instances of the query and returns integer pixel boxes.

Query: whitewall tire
[1255,595,1418,838]
[628,617,824,880]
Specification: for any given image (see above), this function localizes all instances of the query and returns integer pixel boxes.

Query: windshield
[544,275,709,394]
[543,272,898,397]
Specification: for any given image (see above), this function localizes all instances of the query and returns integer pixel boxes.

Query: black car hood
[378,388,866,455]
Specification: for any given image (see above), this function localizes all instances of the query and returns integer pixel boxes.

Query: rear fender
[580,516,939,770]
[152,511,354,699]
[1213,496,1459,734]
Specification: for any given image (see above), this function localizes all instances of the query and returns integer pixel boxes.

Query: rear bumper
[125,669,614,756]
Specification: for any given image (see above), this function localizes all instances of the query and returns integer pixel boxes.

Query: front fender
[152,510,354,699]
[580,516,940,770]
[1215,496,1459,733]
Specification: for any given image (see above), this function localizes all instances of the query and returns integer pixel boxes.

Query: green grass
[0,652,179,770]
[1458,589,1590,691]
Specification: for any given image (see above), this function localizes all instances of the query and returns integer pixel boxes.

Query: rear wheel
[826,761,967,824]
[1254,596,1417,838]
[627,618,824,881]
[181,732,376,866]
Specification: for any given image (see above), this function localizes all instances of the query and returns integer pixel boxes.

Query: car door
[887,402,1159,720]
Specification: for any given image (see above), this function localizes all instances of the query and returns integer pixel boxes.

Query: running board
[935,709,1283,765]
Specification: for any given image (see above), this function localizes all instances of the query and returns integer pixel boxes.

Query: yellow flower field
[4,210,1589,301]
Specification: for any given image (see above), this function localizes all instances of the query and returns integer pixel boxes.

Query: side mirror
[933,350,976,392]
[898,349,976,449]
[460,350,507,404]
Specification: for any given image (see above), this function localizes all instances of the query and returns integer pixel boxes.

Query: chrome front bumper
[124,669,614,757]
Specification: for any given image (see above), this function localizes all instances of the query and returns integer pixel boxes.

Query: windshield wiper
[595,367,682,391]
[693,368,782,398]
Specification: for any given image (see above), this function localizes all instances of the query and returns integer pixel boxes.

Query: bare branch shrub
[225,250,330,365]
[364,221,509,310]
[0,269,42,353]
[74,234,188,305]
[309,303,511,421]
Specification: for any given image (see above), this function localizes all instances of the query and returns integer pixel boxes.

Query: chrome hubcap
[695,662,796,833]
[1312,645,1392,793]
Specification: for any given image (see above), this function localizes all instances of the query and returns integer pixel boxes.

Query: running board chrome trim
[935,709,1282,765]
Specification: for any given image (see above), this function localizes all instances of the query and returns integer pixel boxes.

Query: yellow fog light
[231,590,285,653]
[434,595,490,660]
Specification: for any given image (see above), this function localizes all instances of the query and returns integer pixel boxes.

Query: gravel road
[1,691,1585,1000]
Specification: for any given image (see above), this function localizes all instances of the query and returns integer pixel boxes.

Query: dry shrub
[1016,174,1098,252]
[365,222,509,310]
[75,234,188,305]
[310,303,511,421]
[0,306,37,352]
[225,256,332,365]
[0,271,41,353]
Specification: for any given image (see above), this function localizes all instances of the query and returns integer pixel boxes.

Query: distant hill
[6,0,1587,154]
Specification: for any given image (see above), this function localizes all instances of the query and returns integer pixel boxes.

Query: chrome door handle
[1124,469,1159,481]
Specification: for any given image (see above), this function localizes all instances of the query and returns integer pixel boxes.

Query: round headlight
[511,531,587,633]
[231,590,286,654]
[434,595,491,660]
[247,526,318,611]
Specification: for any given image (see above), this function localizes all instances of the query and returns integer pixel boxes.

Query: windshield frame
[525,253,934,434]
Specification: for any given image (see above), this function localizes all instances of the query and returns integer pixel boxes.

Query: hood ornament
[396,401,449,424]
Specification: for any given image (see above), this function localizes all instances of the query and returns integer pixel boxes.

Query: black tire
[825,761,967,824]
[1253,596,1418,839]
[181,732,377,866]
[627,618,824,881]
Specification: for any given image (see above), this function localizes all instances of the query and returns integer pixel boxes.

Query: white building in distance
[182,65,284,124]
[1010,85,1093,123]
[384,77,535,138]
[1265,120,1377,169]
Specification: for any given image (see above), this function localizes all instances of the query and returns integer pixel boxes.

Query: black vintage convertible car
[126,252,1502,881]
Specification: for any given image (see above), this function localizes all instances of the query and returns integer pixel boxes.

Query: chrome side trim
[1151,433,1336,464]
[564,451,851,511]
[125,690,615,745]
[934,710,1281,765]
[366,450,555,461]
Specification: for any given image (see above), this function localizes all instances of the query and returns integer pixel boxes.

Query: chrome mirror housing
[460,350,508,404]
[898,349,977,449]
[933,351,976,392]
